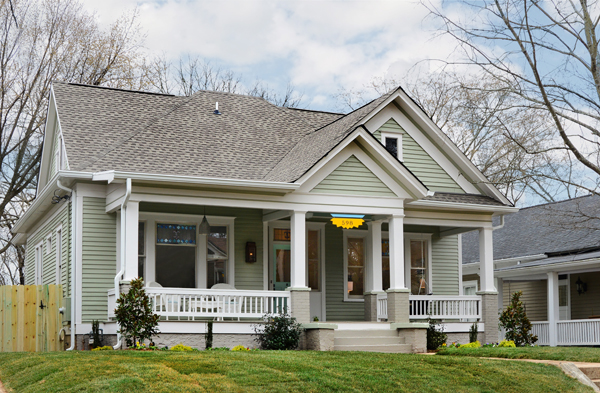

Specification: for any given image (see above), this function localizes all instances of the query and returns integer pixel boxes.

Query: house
[11,82,516,351]
[462,194,600,346]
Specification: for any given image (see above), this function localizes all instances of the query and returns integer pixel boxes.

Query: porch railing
[531,319,600,346]
[531,322,550,345]
[376,294,482,321]
[108,288,291,320]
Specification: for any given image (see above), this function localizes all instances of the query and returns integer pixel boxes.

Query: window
[410,239,429,295]
[138,222,145,279]
[55,228,62,285]
[382,239,390,291]
[346,237,365,300]
[463,281,478,296]
[308,230,320,291]
[155,223,197,288]
[382,133,402,161]
[34,243,43,285]
[207,226,228,288]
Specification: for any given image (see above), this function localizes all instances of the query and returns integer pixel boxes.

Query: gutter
[113,178,132,350]
[407,200,519,214]
[493,215,505,230]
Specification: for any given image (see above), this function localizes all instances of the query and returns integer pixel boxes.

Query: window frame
[381,132,403,161]
[34,241,44,285]
[343,229,368,302]
[462,280,478,296]
[45,234,52,256]
[380,232,433,294]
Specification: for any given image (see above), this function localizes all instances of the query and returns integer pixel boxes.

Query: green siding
[81,197,116,322]
[374,118,464,194]
[324,224,363,321]
[311,155,396,197]
[24,203,72,297]
[139,203,264,291]
[431,235,459,295]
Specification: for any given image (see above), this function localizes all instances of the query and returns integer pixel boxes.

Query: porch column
[122,200,139,281]
[476,226,498,344]
[365,221,383,321]
[387,214,409,323]
[288,211,310,323]
[547,272,559,347]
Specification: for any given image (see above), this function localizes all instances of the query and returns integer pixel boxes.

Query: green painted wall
[81,197,116,322]
[324,223,364,321]
[431,235,459,295]
[25,203,72,297]
[374,118,464,193]
[311,155,396,197]
[140,203,264,290]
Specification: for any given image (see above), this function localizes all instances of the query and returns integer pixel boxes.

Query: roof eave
[408,199,519,213]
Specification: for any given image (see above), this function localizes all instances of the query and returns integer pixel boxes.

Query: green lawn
[0,350,591,392]
[437,346,600,363]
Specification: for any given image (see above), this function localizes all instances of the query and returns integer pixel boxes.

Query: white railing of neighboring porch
[533,319,600,346]
[108,288,291,320]
[376,294,482,321]
[531,322,550,345]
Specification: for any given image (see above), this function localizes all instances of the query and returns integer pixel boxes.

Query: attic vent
[214,102,221,115]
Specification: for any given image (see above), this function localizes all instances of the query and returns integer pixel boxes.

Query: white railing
[558,319,600,346]
[377,293,387,321]
[409,295,482,320]
[531,322,549,345]
[108,288,290,320]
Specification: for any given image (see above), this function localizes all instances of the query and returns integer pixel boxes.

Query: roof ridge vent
[214,102,221,115]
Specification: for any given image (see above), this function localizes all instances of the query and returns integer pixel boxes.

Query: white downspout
[493,215,505,231]
[113,178,132,349]
[57,177,76,351]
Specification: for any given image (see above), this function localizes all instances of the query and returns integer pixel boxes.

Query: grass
[438,346,600,363]
[0,350,591,392]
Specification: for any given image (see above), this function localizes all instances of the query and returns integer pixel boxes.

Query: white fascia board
[408,199,518,214]
[462,254,548,275]
[295,126,428,199]
[93,170,299,193]
[462,262,480,275]
[495,257,600,278]
[11,233,26,246]
[37,90,57,193]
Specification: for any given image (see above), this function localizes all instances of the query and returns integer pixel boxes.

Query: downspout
[113,178,132,350]
[57,177,76,351]
[493,215,505,231]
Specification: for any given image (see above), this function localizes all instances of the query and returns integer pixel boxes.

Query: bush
[254,313,303,350]
[499,291,538,346]
[91,346,113,351]
[460,341,481,349]
[90,320,103,349]
[114,277,160,347]
[498,340,516,348]
[469,321,478,343]
[427,319,447,350]
[205,320,213,350]
[171,343,193,352]
[231,345,250,351]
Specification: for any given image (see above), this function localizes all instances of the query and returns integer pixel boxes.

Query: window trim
[343,229,368,302]
[462,280,478,295]
[55,225,62,286]
[381,132,403,161]
[34,241,44,285]
[45,234,52,256]
[381,232,433,293]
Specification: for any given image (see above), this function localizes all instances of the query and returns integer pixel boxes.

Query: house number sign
[330,218,364,229]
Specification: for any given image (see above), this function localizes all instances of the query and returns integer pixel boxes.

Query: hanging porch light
[199,206,210,235]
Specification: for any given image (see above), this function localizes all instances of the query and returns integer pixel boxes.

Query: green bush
[171,343,193,352]
[499,291,538,347]
[205,320,213,349]
[254,313,303,350]
[114,277,160,347]
[91,346,113,351]
[460,341,481,349]
[469,321,478,343]
[427,319,447,350]
[498,340,516,348]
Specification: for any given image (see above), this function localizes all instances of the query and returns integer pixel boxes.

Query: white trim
[25,202,68,243]
[404,233,433,294]
[380,131,403,161]
[75,194,83,325]
[34,241,43,285]
[55,225,63,286]
[263,221,269,290]
[343,229,368,302]
[45,234,52,255]
[462,280,478,296]
[407,200,517,214]
[458,234,463,294]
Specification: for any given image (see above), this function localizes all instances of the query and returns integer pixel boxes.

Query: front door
[559,275,570,320]
[273,244,291,291]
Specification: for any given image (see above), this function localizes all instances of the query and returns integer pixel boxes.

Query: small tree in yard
[427,319,447,350]
[499,291,538,346]
[115,277,160,347]
[254,313,303,350]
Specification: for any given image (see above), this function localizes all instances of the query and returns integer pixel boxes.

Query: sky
[80,0,462,112]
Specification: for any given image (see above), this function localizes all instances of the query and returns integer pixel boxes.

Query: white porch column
[387,214,409,323]
[365,221,383,321]
[289,211,310,324]
[479,227,496,293]
[547,271,559,347]
[122,201,139,281]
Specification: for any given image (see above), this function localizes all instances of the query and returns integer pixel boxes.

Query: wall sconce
[347,274,354,293]
[576,276,587,295]
[245,242,257,263]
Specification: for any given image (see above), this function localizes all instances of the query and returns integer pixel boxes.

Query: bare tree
[0,0,148,283]
[426,0,600,195]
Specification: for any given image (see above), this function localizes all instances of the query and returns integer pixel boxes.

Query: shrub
[90,320,103,349]
[469,321,478,343]
[205,320,213,349]
[499,291,538,347]
[91,346,113,351]
[114,277,160,347]
[171,343,193,352]
[460,341,481,349]
[498,340,516,348]
[231,345,250,351]
[254,313,303,350]
[427,319,447,350]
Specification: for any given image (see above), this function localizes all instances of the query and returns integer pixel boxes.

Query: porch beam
[547,272,559,347]
[262,210,291,222]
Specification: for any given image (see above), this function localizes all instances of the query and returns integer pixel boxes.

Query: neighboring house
[462,194,600,346]
[11,82,515,351]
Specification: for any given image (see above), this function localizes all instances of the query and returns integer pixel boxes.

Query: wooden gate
[0,285,64,352]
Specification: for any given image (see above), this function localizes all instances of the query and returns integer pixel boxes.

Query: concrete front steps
[577,365,600,389]
[333,329,413,353]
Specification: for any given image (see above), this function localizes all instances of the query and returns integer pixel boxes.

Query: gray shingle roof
[462,194,600,264]
[421,193,505,206]
[285,108,343,129]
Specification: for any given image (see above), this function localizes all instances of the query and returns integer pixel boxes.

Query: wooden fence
[0,285,64,352]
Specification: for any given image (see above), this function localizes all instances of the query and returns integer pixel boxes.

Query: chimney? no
[214,102,221,115]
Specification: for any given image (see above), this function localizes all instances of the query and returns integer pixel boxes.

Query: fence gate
[0,285,64,352]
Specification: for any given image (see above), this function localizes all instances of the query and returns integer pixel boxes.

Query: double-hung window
[207,226,229,288]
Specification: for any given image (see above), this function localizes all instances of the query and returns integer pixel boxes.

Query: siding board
[432,235,460,295]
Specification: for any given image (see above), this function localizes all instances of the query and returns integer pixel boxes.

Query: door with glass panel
[559,275,570,320]
[273,244,291,291]
[409,239,429,295]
